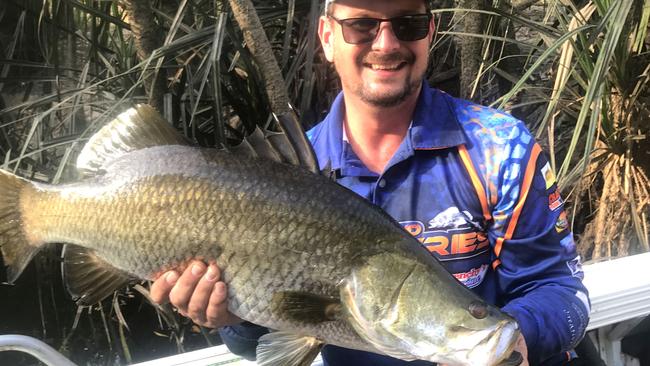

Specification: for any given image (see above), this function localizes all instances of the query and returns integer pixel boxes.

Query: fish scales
[0,105,521,365]
[18,145,396,348]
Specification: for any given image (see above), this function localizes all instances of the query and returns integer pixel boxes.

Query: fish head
[340,251,520,366]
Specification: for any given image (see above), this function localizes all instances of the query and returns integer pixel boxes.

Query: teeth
[370,64,401,70]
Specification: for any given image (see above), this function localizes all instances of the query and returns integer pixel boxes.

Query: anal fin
[256,331,323,366]
[61,245,132,306]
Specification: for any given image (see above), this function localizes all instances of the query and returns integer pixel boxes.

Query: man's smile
[364,62,408,71]
[361,51,414,76]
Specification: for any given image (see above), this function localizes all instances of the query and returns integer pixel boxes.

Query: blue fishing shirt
[220,84,590,366]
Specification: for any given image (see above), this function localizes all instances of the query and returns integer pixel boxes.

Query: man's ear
[318,16,335,62]
[428,14,436,45]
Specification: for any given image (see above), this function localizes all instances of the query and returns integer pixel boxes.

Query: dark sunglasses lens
[341,18,380,44]
[391,15,431,41]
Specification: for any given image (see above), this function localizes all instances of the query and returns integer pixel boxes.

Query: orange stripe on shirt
[492,259,502,269]
[458,145,492,222]
[493,143,542,264]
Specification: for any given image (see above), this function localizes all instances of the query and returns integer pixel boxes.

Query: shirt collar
[410,83,467,150]
[310,83,467,172]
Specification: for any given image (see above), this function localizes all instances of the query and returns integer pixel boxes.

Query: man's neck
[342,88,420,174]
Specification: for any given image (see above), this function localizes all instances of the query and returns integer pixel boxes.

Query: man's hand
[150,260,242,328]
[512,333,529,366]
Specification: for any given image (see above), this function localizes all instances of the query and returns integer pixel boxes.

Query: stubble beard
[357,77,421,108]
[337,50,425,108]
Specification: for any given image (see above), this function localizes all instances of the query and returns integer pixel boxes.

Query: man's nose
[372,22,400,52]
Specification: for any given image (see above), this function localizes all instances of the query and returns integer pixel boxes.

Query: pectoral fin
[62,245,133,305]
[256,331,323,366]
[272,291,343,324]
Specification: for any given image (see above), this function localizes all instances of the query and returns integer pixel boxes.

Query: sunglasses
[329,13,432,44]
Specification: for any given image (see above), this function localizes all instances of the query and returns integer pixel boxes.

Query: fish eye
[468,301,488,319]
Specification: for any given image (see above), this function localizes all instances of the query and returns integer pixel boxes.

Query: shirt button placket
[372,177,387,205]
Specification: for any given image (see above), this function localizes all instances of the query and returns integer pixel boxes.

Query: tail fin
[0,169,40,283]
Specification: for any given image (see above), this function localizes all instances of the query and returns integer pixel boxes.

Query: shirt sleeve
[218,323,269,361]
[488,140,590,364]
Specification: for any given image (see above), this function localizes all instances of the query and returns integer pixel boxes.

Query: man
[150,0,591,364]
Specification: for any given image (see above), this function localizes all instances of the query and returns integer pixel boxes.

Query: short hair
[325,0,432,16]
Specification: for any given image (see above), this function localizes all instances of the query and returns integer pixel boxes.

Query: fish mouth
[412,320,519,365]
[466,320,520,365]
[495,321,519,358]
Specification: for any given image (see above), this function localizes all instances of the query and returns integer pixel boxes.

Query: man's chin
[361,94,407,107]
[359,86,416,108]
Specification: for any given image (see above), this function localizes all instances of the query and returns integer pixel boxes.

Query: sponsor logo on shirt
[453,264,489,288]
[403,221,427,237]
[567,256,584,279]
[418,230,489,258]
[541,162,557,190]
[549,189,564,211]
[556,211,569,233]
[427,207,477,230]
[401,207,489,261]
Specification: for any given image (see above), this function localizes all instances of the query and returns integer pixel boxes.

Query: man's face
[318,0,434,108]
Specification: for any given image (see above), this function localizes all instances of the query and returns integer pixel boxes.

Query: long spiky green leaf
[494,24,593,109]
[558,0,635,180]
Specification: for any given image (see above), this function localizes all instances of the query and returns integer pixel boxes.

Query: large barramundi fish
[0,105,521,366]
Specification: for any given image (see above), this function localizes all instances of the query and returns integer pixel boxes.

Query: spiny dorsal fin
[233,111,319,173]
[320,160,338,181]
[230,126,283,163]
[271,291,342,324]
[256,331,323,366]
[61,244,133,306]
[234,110,319,173]
[273,111,319,174]
[76,104,189,177]
[245,127,283,162]
[265,129,300,165]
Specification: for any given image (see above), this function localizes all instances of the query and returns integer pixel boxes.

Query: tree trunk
[458,0,484,101]
[228,0,291,115]
[122,0,166,110]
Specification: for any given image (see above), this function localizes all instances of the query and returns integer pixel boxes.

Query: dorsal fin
[76,104,189,177]
[265,129,300,166]
[273,111,319,174]
[77,105,320,176]
[246,127,283,162]
[228,111,319,173]
[230,126,283,163]
[232,111,319,174]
